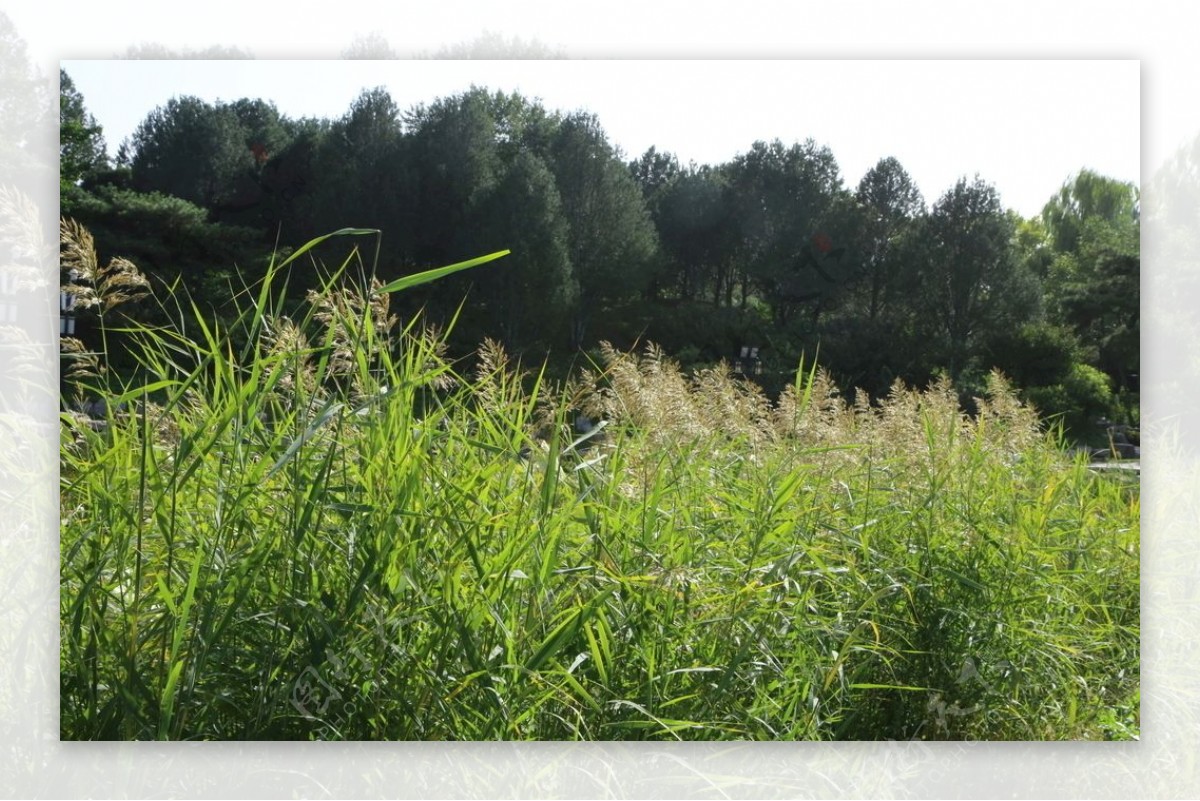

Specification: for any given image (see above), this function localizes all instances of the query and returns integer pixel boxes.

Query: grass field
[59,226,1139,740]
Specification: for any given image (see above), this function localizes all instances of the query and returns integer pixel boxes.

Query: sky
[61,58,1140,220]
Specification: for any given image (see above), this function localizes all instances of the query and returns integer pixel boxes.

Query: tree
[60,69,108,189]
[629,146,682,206]
[1050,218,1139,392]
[725,139,845,318]
[1009,212,1055,283]
[471,88,560,162]
[470,150,576,348]
[546,112,658,347]
[405,87,506,267]
[629,147,689,300]
[227,98,291,165]
[342,32,398,59]
[130,96,254,209]
[257,117,329,245]
[60,183,267,352]
[853,156,924,322]
[309,87,409,240]
[1042,168,1139,254]
[653,164,735,302]
[806,157,928,395]
[917,176,1040,381]
[425,31,566,60]
[0,11,53,184]
[120,43,254,59]
[1041,170,1140,402]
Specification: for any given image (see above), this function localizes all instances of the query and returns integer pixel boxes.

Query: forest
[60,69,1139,439]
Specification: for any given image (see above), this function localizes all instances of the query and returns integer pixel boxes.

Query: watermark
[288,604,404,735]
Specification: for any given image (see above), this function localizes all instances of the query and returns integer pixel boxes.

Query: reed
[59,225,1139,740]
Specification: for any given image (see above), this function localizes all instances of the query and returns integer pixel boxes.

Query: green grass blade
[373,250,510,295]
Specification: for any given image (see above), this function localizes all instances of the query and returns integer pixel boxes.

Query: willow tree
[1042,170,1140,399]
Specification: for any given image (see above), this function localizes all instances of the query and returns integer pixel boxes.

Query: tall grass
[60,225,1139,740]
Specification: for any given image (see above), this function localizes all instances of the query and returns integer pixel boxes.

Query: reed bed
[59,226,1139,740]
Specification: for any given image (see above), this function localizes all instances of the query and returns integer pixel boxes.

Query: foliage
[468,150,577,348]
[725,139,845,316]
[130,96,256,209]
[1048,218,1139,385]
[59,75,1140,435]
[61,185,265,287]
[914,176,1042,380]
[424,31,568,60]
[405,87,507,266]
[852,156,925,323]
[60,184,269,370]
[60,69,108,190]
[1025,362,1115,437]
[2,10,52,183]
[642,162,734,303]
[982,321,1080,389]
[1037,169,1140,426]
[1042,168,1139,255]
[547,112,659,346]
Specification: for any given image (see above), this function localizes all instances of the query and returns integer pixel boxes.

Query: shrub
[1026,362,1114,436]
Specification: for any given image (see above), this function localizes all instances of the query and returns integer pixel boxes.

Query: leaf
[525,588,615,673]
[275,228,380,272]
[373,250,510,295]
[266,399,345,479]
[110,379,181,408]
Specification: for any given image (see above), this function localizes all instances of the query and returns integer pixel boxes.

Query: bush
[983,321,1080,388]
[1025,362,1114,436]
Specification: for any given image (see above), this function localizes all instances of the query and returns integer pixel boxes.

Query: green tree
[725,139,844,317]
[255,116,329,243]
[1050,217,1139,393]
[342,32,398,59]
[475,88,560,162]
[1042,168,1139,254]
[60,69,108,190]
[425,31,566,59]
[1011,213,1055,280]
[917,176,1041,381]
[1041,170,1140,402]
[1025,362,1114,436]
[803,160,926,397]
[406,87,506,267]
[62,185,263,292]
[547,112,658,347]
[60,183,268,372]
[853,156,924,322]
[628,146,682,300]
[629,146,682,208]
[1,11,52,184]
[308,88,410,239]
[130,96,253,209]
[653,164,735,302]
[470,150,576,348]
